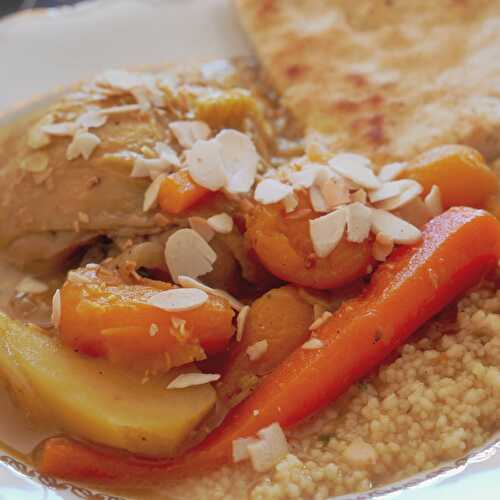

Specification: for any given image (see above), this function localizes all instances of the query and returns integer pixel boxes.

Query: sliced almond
[148,288,208,312]
[42,122,77,137]
[27,115,53,149]
[236,305,250,342]
[177,275,244,312]
[424,185,443,217]
[309,209,346,258]
[169,121,211,148]
[371,209,422,245]
[216,129,259,193]
[51,289,61,328]
[345,202,372,243]
[329,153,381,190]
[167,372,220,389]
[67,270,95,284]
[155,142,181,168]
[288,165,321,189]
[207,213,233,234]
[233,437,260,463]
[309,185,329,213]
[77,110,108,130]
[254,179,293,204]
[369,180,409,203]
[372,232,394,261]
[321,178,350,209]
[188,216,215,242]
[247,340,268,361]
[143,173,168,212]
[302,338,325,350]
[247,423,289,472]
[309,311,333,331]
[377,162,407,182]
[96,69,143,91]
[282,193,299,213]
[131,157,173,180]
[165,229,217,283]
[66,131,101,161]
[16,276,48,294]
[186,139,226,191]
[374,180,423,211]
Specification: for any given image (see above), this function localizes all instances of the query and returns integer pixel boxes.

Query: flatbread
[235,0,500,163]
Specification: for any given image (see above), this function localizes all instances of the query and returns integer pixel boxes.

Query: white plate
[0,1,499,498]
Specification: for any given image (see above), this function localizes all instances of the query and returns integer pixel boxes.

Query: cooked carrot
[59,267,234,370]
[38,207,500,484]
[402,145,497,209]
[158,170,212,215]
[245,192,373,289]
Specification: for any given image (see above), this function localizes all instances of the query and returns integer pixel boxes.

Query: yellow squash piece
[0,314,216,457]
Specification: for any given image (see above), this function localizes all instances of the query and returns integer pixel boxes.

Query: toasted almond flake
[372,236,394,261]
[309,209,346,258]
[149,323,159,337]
[377,162,407,182]
[351,189,368,204]
[188,216,215,242]
[393,197,431,228]
[236,305,250,342]
[78,211,90,224]
[282,193,299,213]
[369,180,409,203]
[302,338,325,350]
[155,142,180,168]
[131,87,152,112]
[372,209,421,245]
[42,122,77,136]
[98,104,141,116]
[253,409,260,416]
[425,185,443,217]
[216,129,259,193]
[309,185,329,213]
[16,276,48,294]
[143,173,168,212]
[67,270,94,284]
[66,131,101,161]
[247,423,289,472]
[131,157,174,180]
[77,110,108,130]
[321,178,350,209]
[345,202,372,243]
[288,166,320,189]
[233,437,260,463]
[170,121,211,148]
[20,152,49,173]
[28,115,53,149]
[247,340,268,361]
[374,180,423,211]
[51,289,61,328]
[165,229,217,283]
[309,311,333,331]
[187,139,226,191]
[329,153,381,190]
[167,372,220,389]
[177,275,244,312]
[96,69,143,90]
[207,213,234,234]
[148,288,208,312]
[254,179,293,204]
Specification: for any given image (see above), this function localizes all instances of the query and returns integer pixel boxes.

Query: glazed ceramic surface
[0,1,499,498]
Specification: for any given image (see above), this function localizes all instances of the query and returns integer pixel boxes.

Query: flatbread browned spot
[235,0,500,163]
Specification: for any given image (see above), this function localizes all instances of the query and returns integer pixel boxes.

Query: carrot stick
[37,207,500,485]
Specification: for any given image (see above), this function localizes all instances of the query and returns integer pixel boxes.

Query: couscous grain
[166,276,500,499]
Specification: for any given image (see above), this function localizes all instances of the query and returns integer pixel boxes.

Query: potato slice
[0,313,216,457]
